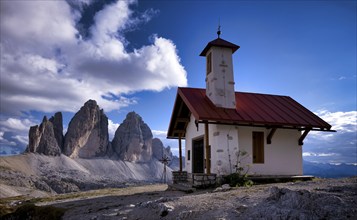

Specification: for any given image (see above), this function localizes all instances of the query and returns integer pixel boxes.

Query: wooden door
[192,138,204,173]
[253,132,264,163]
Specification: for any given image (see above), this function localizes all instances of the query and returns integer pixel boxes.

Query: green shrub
[224,173,253,187]
[223,150,254,187]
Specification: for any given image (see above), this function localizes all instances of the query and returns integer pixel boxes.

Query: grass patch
[0,195,29,216]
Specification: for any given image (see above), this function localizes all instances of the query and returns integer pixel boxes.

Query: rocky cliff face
[25,100,176,165]
[152,138,172,160]
[63,100,109,158]
[112,112,153,162]
[27,116,62,156]
[152,138,184,170]
[49,112,64,152]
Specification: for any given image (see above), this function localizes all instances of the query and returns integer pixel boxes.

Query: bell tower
[200,29,240,109]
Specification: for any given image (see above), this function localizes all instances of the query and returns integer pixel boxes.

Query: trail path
[34,177,357,220]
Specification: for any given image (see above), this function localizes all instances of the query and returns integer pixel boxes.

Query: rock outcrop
[152,138,184,170]
[152,138,174,161]
[63,100,109,158]
[24,100,176,165]
[112,112,153,162]
[49,112,64,152]
[243,186,355,219]
[27,116,62,156]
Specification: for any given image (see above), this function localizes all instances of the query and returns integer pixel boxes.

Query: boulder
[63,100,109,158]
[111,112,153,162]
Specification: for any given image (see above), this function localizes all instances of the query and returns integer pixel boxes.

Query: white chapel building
[167,32,333,180]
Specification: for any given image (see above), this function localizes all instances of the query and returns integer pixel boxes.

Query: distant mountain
[112,111,153,162]
[0,101,185,197]
[303,160,357,178]
[23,100,179,167]
[0,153,171,197]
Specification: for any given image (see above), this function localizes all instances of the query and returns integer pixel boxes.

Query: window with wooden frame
[252,131,264,163]
[206,52,212,75]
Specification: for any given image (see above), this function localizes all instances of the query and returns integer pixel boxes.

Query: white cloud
[152,130,167,137]
[0,117,39,152]
[0,118,37,132]
[12,135,28,145]
[315,110,357,132]
[307,110,357,141]
[0,0,77,51]
[108,119,120,140]
[304,110,357,164]
[303,152,339,157]
[0,0,187,115]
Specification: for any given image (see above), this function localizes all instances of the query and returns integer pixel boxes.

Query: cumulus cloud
[303,152,339,157]
[108,119,120,140]
[304,110,357,164]
[0,118,37,132]
[0,0,187,115]
[11,135,28,145]
[316,110,356,133]
[0,117,37,153]
[152,130,168,137]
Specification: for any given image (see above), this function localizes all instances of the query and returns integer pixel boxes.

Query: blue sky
[0,0,356,164]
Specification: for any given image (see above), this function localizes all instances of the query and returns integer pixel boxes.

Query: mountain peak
[83,99,97,107]
[63,100,109,158]
[111,111,153,162]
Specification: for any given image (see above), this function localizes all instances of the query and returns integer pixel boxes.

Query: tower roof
[199,37,240,56]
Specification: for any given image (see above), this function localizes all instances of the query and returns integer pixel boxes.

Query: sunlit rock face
[49,112,64,152]
[112,112,153,162]
[63,100,109,158]
[27,116,62,156]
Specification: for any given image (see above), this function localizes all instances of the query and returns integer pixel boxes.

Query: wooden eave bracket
[299,129,311,145]
[195,120,199,131]
[267,128,277,144]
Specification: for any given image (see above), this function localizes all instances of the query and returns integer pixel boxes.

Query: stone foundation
[189,173,217,188]
[172,172,217,188]
[172,171,188,184]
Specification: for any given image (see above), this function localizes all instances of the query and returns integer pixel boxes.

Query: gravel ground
[32,177,357,220]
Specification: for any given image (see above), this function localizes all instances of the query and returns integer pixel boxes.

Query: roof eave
[195,118,334,132]
[199,38,240,56]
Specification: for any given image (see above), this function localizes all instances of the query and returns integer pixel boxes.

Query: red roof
[167,87,332,138]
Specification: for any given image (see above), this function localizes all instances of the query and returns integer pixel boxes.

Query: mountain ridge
[0,153,171,198]
[303,160,357,178]
[24,99,177,164]
[0,99,184,196]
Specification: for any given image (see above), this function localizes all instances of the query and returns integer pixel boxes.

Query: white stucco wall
[238,127,303,176]
[185,119,303,176]
[206,46,236,109]
[185,118,240,175]
[185,115,204,173]
[209,124,240,176]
